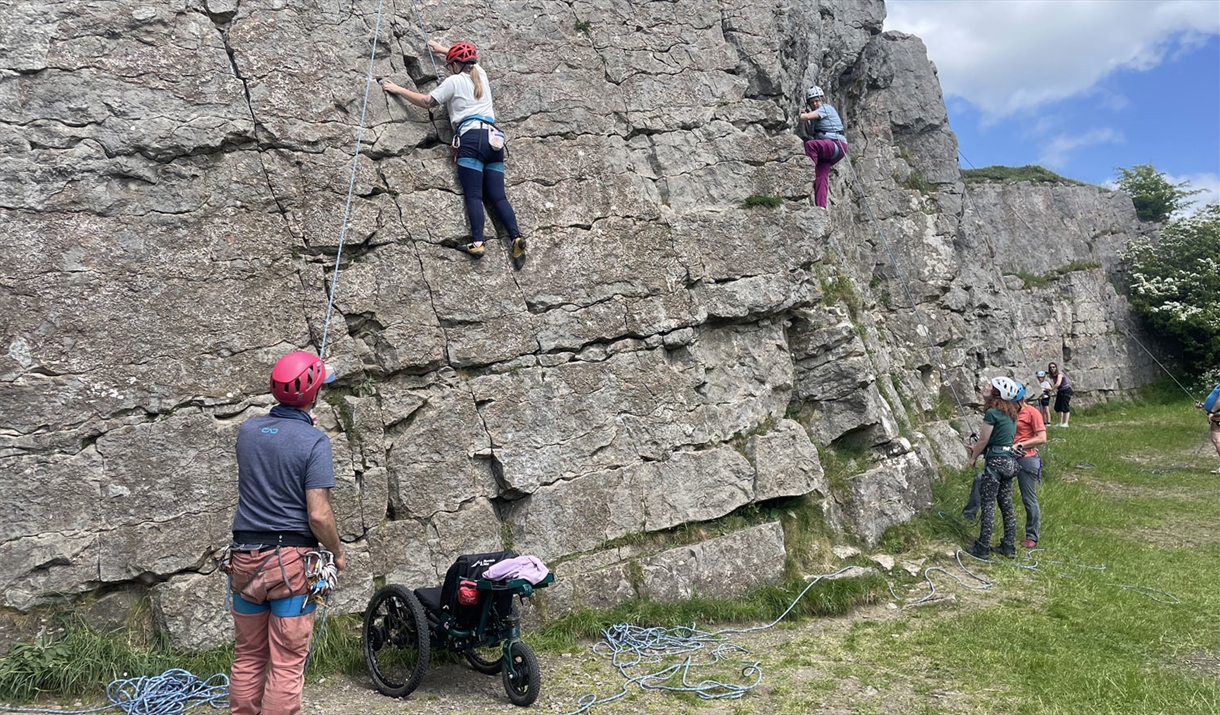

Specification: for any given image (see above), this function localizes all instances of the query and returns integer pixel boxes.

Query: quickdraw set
[303,548,339,610]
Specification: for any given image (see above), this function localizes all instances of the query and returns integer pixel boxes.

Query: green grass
[1010,260,1104,289]
[0,611,366,702]
[962,164,1087,186]
[818,271,860,317]
[744,194,784,208]
[898,169,938,193]
[837,384,1220,714]
[532,572,886,653]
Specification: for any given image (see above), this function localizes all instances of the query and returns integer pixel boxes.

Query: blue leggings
[456,128,520,243]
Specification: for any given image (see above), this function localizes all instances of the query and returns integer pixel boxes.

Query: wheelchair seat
[421,550,518,626]
[413,586,444,616]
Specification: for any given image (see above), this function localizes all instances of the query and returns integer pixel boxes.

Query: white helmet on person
[1036,370,1047,378]
[806,85,824,101]
[990,376,1020,401]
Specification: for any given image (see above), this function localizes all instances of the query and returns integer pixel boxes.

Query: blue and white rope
[561,567,855,715]
[0,670,229,715]
[318,0,387,359]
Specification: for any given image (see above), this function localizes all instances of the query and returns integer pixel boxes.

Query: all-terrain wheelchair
[361,550,554,706]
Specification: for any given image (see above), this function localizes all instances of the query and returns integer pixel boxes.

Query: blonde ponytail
[469,64,484,100]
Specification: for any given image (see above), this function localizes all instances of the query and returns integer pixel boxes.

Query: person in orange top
[1011,382,1048,548]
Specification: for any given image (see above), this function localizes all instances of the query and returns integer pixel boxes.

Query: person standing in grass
[965,377,1022,559]
[963,382,1047,549]
[228,352,347,715]
[1036,370,1052,425]
[1011,383,1048,548]
[1198,382,1220,474]
[1047,362,1072,427]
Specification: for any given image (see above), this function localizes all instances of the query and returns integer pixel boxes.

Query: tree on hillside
[1115,164,1203,222]
[1122,203,1220,373]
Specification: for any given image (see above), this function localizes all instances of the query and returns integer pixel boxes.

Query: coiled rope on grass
[0,670,229,715]
[561,566,856,715]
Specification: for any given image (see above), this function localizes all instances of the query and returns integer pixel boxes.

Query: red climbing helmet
[446,42,478,65]
[269,351,335,407]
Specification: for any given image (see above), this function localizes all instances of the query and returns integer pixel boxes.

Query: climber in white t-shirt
[383,40,524,262]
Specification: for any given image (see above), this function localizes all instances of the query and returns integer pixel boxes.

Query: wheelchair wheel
[362,584,430,697]
[464,645,503,674]
[501,640,540,707]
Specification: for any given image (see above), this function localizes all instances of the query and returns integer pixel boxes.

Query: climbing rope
[896,516,1180,606]
[407,0,451,143]
[561,567,856,715]
[317,0,387,359]
[408,0,441,79]
[957,150,1034,370]
[0,670,229,715]
[843,156,977,437]
[1121,327,1200,403]
[957,150,1059,463]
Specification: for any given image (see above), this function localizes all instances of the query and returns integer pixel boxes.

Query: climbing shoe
[965,541,990,560]
[459,241,485,258]
[1021,538,1037,549]
[510,236,527,271]
[998,543,1017,559]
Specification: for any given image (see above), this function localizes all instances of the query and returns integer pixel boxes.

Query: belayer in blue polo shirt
[227,351,347,715]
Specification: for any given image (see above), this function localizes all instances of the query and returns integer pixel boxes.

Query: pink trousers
[803,138,848,207]
[229,547,315,715]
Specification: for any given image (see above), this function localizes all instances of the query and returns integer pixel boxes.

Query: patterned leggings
[977,457,1017,550]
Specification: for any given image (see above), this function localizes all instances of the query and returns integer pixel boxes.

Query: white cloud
[1165,171,1220,215]
[1037,127,1125,169]
[885,0,1220,119]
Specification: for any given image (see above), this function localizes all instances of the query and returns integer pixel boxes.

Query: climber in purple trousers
[799,85,848,208]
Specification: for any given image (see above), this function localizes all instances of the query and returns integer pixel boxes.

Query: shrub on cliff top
[961,164,1086,186]
[1114,164,1204,222]
[1122,203,1220,373]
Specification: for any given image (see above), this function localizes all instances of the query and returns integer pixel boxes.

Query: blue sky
[885,0,1220,213]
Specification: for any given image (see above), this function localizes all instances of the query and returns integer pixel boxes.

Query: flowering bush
[1123,203,1220,373]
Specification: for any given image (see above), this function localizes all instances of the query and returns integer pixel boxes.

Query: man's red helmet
[269,352,333,407]
[446,42,478,64]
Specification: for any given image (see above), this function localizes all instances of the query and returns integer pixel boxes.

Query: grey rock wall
[1,0,1159,650]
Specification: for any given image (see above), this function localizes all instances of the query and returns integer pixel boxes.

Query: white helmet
[806,85,824,100]
[991,376,1019,401]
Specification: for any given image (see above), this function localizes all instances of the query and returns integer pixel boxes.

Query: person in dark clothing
[228,352,347,715]
[965,377,1022,559]
[962,382,1047,548]
[1047,361,1072,427]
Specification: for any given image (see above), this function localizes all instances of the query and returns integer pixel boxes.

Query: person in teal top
[965,377,1022,559]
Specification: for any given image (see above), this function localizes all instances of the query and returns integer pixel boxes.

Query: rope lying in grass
[0,600,333,715]
[0,670,229,715]
[895,517,1180,606]
[561,566,856,715]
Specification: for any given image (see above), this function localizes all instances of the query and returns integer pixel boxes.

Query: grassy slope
[822,388,1220,714]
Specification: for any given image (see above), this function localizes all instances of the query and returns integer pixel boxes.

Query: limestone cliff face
[0,0,1158,648]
